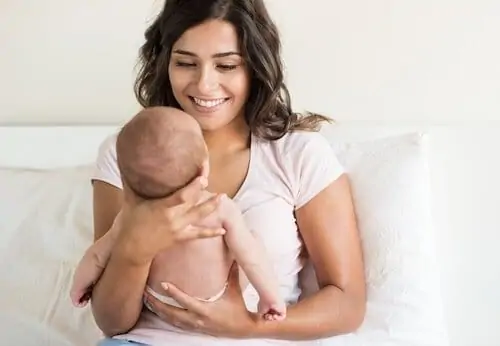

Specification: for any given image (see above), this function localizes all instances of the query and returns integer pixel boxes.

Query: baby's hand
[257,299,286,321]
[70,286,92,308]
[70,248,105,308]
[218,195,246,228]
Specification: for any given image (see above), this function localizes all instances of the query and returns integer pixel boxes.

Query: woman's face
[168,20,250,132]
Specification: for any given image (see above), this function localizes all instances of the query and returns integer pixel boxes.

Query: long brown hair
[134,0,332,140]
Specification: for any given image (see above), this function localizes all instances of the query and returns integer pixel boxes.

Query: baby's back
[148,236,232,300]
[147,193,233,301]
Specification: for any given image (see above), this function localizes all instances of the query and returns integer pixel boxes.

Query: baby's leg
[70,214,121,306]
[220,197,286,321]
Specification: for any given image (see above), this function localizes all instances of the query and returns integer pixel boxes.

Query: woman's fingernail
[161,282,169,291]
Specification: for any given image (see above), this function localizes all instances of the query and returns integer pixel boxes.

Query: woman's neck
[203,116,250,158]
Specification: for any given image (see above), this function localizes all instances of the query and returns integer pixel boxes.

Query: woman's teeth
[192,97,227,108]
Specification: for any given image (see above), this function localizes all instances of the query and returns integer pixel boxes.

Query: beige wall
[1,0,499,125]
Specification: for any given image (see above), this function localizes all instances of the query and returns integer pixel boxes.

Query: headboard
[0,126,119,168]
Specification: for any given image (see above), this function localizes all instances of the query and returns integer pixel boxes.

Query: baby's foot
[258,300,286,321]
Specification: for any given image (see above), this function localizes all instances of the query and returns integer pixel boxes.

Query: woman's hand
[143,262,261,339]
[116,176,225,265]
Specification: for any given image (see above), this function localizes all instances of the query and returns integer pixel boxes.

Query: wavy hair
[134,0,331,140]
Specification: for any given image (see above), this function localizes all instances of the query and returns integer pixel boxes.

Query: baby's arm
[70,212,122,307]
[219,196,285,321]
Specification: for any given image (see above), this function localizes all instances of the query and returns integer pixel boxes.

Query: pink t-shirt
[91,130,344,346]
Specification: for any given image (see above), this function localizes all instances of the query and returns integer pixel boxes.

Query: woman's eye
[218,64,237,71]
[176,62,196,67]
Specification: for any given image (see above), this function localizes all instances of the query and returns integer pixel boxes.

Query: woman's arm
[90,178,225,337]
[90,181,151,337]
[254,174,366,339]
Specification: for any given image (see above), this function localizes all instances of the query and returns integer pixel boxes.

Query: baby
[70,106,285,321]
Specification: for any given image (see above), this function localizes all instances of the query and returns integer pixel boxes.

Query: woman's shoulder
[97,132,118,153]
[257,130,334,158]
[254,130,344,209]
[91,132,122,189]
[96,132,119,164]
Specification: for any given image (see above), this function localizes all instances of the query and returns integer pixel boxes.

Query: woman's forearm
[91,245,151,337]
[254,285,365,340]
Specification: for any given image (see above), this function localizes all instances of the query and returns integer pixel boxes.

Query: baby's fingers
[70,289,91,307]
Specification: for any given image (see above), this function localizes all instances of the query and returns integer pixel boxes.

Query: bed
[0,124,449,345]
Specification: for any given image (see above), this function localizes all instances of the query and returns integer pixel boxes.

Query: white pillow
[300,131,449,346]
[0,165,101,346]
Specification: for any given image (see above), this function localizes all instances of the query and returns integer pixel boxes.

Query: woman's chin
[197,119,227,133]
[191,111,239,132]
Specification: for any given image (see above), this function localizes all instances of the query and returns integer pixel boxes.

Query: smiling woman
[90,0,366,345]
[167,20,251,132]
[134,0,330,139]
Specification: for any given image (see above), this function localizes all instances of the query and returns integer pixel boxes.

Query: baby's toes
[264,313,273,321]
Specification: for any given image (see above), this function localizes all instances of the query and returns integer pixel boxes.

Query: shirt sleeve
[287,131,344,209]
[90,133,123,189]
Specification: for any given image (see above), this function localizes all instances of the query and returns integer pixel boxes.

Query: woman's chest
[234,182,302,258]
[207,150,250,199]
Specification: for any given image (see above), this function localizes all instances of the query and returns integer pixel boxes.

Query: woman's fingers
[160,282,208,316]
[159,194,223,242]
[180,193,222,228]
[144,292,188,325]
[144,288,205,331]
[178,225,226,241]
[164,176,208,207]
[163,194,221,235]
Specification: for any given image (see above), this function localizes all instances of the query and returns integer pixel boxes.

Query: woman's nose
[195,66,218,95]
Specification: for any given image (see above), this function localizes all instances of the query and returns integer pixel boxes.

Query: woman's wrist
[113,232,154,267]
[244,313,274,339]
[91,247,151,336]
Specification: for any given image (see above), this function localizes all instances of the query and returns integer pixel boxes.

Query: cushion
[0,165,101,345]
[0,130,449,346]
[300,131,449,345]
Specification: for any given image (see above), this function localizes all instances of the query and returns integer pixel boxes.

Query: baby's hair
[116,107,207,199]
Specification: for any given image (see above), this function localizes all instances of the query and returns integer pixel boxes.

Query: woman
[91,0,366,345]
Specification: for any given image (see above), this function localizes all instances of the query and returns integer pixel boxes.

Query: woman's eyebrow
[172,49,241,58]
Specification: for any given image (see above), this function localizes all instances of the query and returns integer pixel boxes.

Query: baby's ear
[121,180,143,206]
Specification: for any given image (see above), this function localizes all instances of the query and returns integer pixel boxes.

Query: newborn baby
[70,106,285,321]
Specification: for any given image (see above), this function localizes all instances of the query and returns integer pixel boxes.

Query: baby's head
[116,106,207,199]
